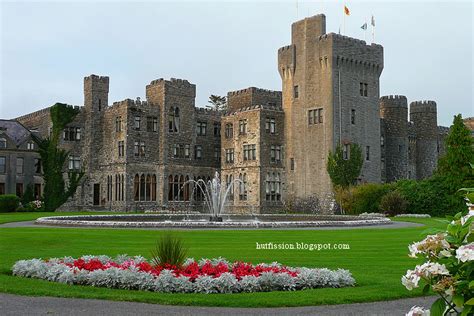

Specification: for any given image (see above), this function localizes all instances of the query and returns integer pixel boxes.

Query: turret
[379,95,409,182]
[84,75,109,112]
[410,100,438,179]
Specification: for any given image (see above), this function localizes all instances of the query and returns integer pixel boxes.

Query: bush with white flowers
[402,210,473,316]
[12,255,355,294]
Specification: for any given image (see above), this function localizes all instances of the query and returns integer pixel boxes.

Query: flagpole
[343,4,345,34]
[364,19,367,42]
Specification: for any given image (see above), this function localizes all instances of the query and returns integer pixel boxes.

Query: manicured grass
[0,215,445,307]
[0,211,133,224]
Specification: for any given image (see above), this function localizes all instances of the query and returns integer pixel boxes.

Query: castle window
[68,156,81,170]
[195,145,202,159]
[271,145,282,163]
[214,123,221,136]
[134,116,141,130]
[151,175,157,201]
[140,174,146,201]
[168,107,180,133]
[34,158,42,174]
[294,85,299,98]
[63,127,81,141]
[147,116,158,132]
[16,183,23,198]
[134,174,140,201]
[243,144,256,161]
[196,121,207,136]
[134,141,146,157]
[239,119,247,135]
[359,83,368,97]
[0,183,4,195]
[107,175,112,202]
[351,109,356,125]
[318,109,323,123]
[146,175,151,201]
[225,148,234,163]
[34,184,41,200]
[214,146,221,162]
[0,138,6,148]
[366,146,370,161]
[364,83,368,97]
[308,110,314,125]
[290,158,295,171]
[16,157,24,174]
[380,136,384,146]
[115,116,122,132]
[225,123,233,138]
[184,144,190,158]
[239,173,247,200]
[118,141,124,157]
[343,144,350,160]
[98,99,102,111]
[266,173,282,201]
[266,117,276,134]
[226,175,234,200]
[27,142,34,150]
[0,156,5,173]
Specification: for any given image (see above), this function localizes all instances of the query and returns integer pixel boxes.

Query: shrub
[150,233,188,268]
[466,192,474,204]
[0,195,20,212]
[344,183,393,215]
[379,190,407,216]
[333,186,356,214]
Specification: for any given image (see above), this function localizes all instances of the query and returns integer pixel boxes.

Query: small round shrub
[343,183,393,215]
[379,190,408,216]
[0,194,20,212]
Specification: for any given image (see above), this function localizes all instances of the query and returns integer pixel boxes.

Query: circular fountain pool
[35,213,391,229]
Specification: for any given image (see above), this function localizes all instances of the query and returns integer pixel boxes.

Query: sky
[0,0,472,126]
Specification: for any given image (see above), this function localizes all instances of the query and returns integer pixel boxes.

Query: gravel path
[0,220,422,230]
[0,293,436,316]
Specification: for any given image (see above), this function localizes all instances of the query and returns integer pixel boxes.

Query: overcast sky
[0,0,472,126]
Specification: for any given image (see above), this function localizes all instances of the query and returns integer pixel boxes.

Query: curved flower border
[12,255,355,294]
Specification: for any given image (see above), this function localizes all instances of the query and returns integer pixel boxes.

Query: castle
[1,14,452,213]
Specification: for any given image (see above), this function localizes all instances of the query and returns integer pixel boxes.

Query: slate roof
[0,119,33,146]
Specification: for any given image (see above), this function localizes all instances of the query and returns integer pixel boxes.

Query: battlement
[84,74,109,82]
[228,87,282,97]
[319,33,382,50]
[410,101,437,114]
[380,95,408,108]
[223,104,284,117]
[111,97,148,108]
[15,107,51,121]
[147,77,193,87]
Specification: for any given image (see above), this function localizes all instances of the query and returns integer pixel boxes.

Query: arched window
[239,173,247,200]
[134,174,139,201]
[121,174,124,201]
[146,174,151,201]
[184,175,190,201]
[265,173,271,201]
[151,175,157,201]
[140,174,145,201]
[168,175,173,201]
[173,175,179,201]
[276,173,281,201]
[178,175,184,201]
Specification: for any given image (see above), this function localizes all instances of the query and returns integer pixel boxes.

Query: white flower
[455,243,474,263]
[416,262,450,278]
[406,305,430,316]
[439,250,452,258]
[408,234,450,258]
[402,270,420,290]
[461,211,474,226]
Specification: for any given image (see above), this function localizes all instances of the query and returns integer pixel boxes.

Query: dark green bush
[395,176,469,216]
[379,190,408,216]
[340,183,393,215]
[0,195,20,212]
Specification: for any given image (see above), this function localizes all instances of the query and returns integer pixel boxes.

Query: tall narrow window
[196,121,207,136]
[366,146,370,161]
[168,175,173,201]
[115,116,122,132]
[239,119,247,134]
[134,116,141,130]
[290,158,295,171]
[118,141,124,157]
[308,110,314,125]
[34,158,42,174]
[351,109,356,125]
[174,108,180,132]
[34,183,41,199]
[146,175,151,201]
[168,107,175,132]
[0,156,5,173]
[151,175,157,201]
[265,118,276,134]
[195,145,202,159]
[134,174,140,201]
[16,183,23,197]
[239,173,247,200]
[225,123,233,138]
[293,85,299,98]
[140,174,146,201]
[343,144,350,160]
[16,157,24,174]
[213,123,220,136]
[318,109,323,123]
[27,142,34,150]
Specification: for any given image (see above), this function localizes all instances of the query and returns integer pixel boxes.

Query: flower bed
[12,255,355,294]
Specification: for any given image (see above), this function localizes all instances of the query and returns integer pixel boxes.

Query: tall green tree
[33,103,84,211]
[327,143,363,188]
[207,95,227,112]
[437,114,474,183]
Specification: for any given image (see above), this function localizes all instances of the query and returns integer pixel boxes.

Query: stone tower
[278,14,384,205]
[409,100,438,180]
[380,95,409,182]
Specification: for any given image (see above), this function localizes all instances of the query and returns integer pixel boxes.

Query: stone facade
[7,14,451,213]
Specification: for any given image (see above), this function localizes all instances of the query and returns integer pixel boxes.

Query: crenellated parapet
[277,44,296,79]
[227,87,282,112]
[223,104,283,117]
[380,95,408,107]
[410,100,437,114]
[111,98,148,109]
[146,77,196,102]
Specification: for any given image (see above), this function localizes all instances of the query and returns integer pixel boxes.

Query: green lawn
[0,213,445,307]
[0,211,134,224]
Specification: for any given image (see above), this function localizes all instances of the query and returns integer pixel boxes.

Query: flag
[361,22,367,30]
[344,5,350,16]
[371,15,375,26]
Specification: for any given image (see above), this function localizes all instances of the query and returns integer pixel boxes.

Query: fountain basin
[35,214,392,229]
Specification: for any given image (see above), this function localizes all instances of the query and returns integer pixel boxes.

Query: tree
[327,143,363,188]
[437,114,474,183]
[33,103,84,211]
[207,95,227,112]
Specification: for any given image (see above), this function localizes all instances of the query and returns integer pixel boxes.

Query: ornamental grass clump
[150,233,188,268]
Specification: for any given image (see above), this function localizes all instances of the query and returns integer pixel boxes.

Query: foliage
[0,195,20,212]
[437,114,474,184]
[379,190,408,216]
[402,210,474,316]
[333,186,355,214]
[207,95,227,112]
[337,183,392,215]
[18,200,44,212]
[32,103,84,211]
[21,184,35,206]
[327,143,363,189]
[151,233,188,268]
[282,194,321,214]
[466,193,474,204]
[396,176,468,217]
